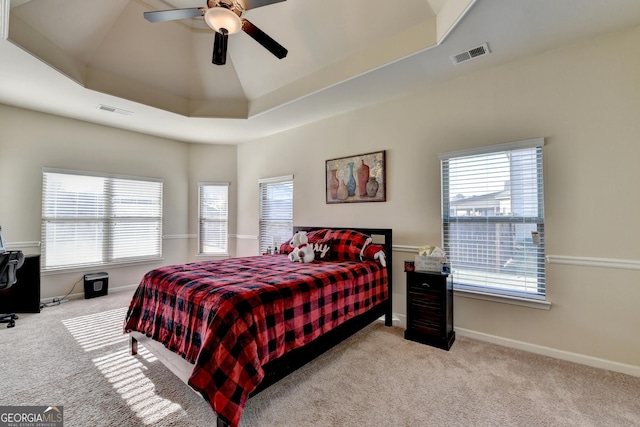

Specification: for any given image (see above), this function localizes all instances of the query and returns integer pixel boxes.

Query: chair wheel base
[1,313,18,327]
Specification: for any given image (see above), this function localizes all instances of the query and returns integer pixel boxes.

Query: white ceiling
[1,0,640,144]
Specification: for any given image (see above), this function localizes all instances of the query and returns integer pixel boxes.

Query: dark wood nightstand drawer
[412,317,441,335]
[408,279,443,295]
[405,270,454,351]
[408,291,443,313]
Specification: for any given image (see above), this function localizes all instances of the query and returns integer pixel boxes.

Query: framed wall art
[326,150,386,204]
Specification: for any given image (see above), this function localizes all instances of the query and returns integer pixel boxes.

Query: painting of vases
[325,150,386,203]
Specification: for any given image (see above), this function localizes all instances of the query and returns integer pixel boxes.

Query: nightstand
[404,270,455,350]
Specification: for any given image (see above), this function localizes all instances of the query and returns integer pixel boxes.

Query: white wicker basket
[414,255,446,272]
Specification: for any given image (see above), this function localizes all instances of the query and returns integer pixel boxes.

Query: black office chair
[0,251,25,328]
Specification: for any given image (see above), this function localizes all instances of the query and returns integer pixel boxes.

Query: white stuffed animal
[288,231,315,263]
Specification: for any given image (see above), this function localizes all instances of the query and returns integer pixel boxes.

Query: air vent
[97,104,133,116]
[450,43,490,65]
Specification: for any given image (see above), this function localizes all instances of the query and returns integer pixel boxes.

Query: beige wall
[237,25,640,369]
[0,105,237,299]
[187,142,238,259]
[1,24,637,374]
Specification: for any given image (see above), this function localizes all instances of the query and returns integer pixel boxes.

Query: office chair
[0,251,25,328]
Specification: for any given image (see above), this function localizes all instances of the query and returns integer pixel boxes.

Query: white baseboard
[108,284,139,294]
[393,313,407,328]
[40,283,139,305]
[455,327,640,378]
[393,310,639,377]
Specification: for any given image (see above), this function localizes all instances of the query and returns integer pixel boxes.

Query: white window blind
[258,175,293,255]
[42,169,163,270]
[440,139,546,300]
[199,183,229,255]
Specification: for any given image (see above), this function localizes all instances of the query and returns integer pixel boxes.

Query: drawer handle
[421,282,431,288]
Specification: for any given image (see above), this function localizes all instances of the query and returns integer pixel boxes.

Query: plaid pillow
[363,243,386,266]
[279,242,293,255]
[305,229,329,242]
[279,229,329,255]
[324,229,372,261]
[311,238,333,261]
[363,243,384,259]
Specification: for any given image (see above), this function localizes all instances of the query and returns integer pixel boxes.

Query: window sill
[196,253,230,258]
[454,288,552,310]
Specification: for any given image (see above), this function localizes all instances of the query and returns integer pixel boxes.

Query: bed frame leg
[130,336,138,355]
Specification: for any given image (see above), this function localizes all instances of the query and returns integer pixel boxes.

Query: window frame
[258,175,293,255]
[41,168,163,272]
[439,138,546,301]
[198,182,229,256]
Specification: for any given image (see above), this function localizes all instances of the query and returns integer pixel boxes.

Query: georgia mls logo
[0,405,64,427]
[44,406,62,419]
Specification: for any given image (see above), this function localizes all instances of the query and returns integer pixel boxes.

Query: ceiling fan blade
[212,30,229,65]
[144,8,205,23]
[243,0,286,10]
[241,19,287,59]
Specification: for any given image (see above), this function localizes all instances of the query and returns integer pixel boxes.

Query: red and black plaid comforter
[124,255,388,426]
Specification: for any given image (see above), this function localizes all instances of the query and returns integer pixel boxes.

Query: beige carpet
[1,290,638,427]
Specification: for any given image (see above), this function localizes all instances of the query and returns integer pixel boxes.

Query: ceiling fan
[144,0,288,65]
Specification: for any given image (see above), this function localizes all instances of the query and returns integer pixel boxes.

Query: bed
[124,226,393,427]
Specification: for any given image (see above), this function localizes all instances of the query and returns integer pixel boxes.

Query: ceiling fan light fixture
[204,7,242,34]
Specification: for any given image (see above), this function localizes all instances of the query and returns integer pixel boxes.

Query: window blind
[258,175,293,254]
[42,170,163,270]
[199,183,229,255]
[439,139,546,299]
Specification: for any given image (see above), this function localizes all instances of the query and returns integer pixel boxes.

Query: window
[41,169,163,271]
[440,138,545,300]
[199,183,229,255]
[258,175,293,255]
